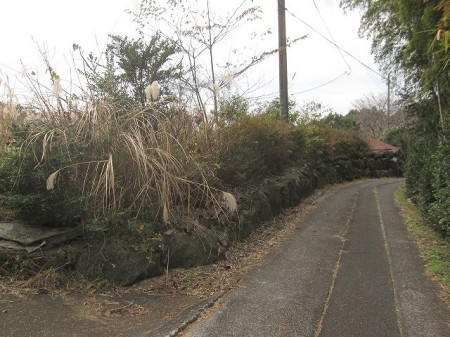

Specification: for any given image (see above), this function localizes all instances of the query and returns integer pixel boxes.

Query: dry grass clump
[0,70,226,230]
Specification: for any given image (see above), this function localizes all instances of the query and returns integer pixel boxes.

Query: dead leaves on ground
[131,188,334,299]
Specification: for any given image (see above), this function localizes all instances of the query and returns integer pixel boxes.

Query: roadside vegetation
[0,1,373,238]
[0,83,368,233]
[1,0,448,285]
[396,186,450,300]
[343,0,450,241]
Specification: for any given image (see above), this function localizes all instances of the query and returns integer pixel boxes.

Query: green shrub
[0,130,85,226]
[402,99,450,240]
[216,115,306,186]
[214,115,368,187]
[300,122,368,163]
[428,138,450,238]
[381,124,409,150]
[218,95,249,124]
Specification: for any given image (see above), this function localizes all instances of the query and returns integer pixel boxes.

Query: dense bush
[214,115,368,187]
[380,125,409,150]
[403,99,450,240]
[301,121,368,163]
[0,95,388,232]
[0,131,81,226]
[215,115,306,186]
[427,138,450,238]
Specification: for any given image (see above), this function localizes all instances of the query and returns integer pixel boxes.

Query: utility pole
[278,0,289,121]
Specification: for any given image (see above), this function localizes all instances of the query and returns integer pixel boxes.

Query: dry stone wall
[233,151,402,241]
[1,151,402,286]
[82,151,402,285]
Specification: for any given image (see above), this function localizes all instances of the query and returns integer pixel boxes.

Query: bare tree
[132,0,279,123]
[349,93,405,139]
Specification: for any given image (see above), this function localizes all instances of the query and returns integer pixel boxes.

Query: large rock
[163,228,224,269]
[75,242,163,286]
[103,248,163,286]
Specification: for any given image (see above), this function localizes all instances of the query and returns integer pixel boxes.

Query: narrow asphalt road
[182,178,450,337]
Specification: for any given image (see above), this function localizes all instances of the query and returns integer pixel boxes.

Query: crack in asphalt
[313,191,360,337]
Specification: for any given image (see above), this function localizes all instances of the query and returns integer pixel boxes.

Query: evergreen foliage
[75,32,180,107]
[341,0,450,238]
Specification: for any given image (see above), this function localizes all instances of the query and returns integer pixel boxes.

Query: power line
[291,71,349,95]
[285,7,385,80]
[363,66,386,90]
[312,0,351,73]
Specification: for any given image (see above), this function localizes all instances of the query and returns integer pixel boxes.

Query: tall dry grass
[0,76,27,151]
[0,66,234,229]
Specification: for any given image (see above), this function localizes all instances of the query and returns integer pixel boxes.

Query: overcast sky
[0,0,385,114]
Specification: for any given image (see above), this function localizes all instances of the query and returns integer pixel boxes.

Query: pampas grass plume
[145,81,160,101]
[46,171,59,190]
[53,78,62,98]
[222,191,237,212]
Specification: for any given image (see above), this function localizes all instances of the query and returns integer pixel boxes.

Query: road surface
[182,178,450,337]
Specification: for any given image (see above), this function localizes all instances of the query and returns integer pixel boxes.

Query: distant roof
[365,138,401,152]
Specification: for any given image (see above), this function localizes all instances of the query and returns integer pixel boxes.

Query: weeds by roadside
[0,36,377,288]
[395,186,450,301]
